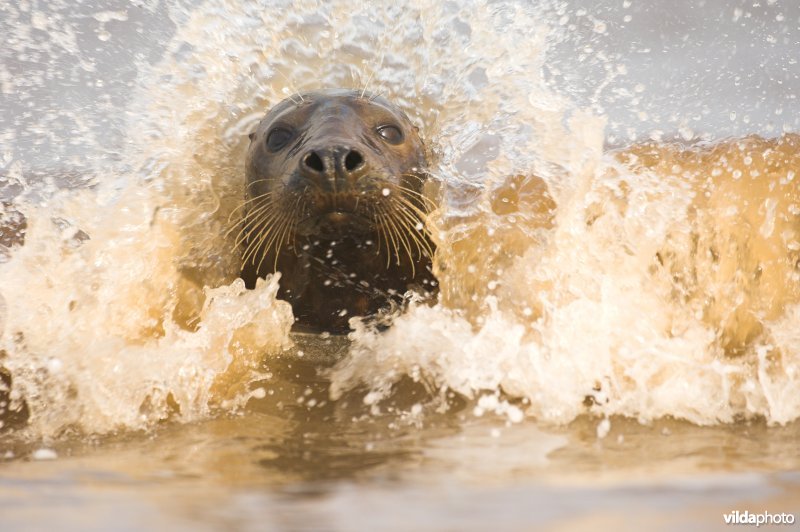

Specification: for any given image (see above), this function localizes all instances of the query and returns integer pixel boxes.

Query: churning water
[1,0,800,529]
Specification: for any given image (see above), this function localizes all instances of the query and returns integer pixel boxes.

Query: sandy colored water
[2,339,799,531]
[2,0,800,529]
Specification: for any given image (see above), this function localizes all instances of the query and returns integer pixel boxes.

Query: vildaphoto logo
[723,510,796,526]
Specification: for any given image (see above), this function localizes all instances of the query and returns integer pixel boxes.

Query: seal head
[241,89,436,332]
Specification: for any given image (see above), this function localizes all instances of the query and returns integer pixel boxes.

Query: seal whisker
[239,186,298,240]
[262,193,302,264]
[227,198,274,241]
[245,178,279,189]
[360,44,385,99]
[377,205,405,269]
[375,206,394,264]
[395,180,438,210]
[272,194,303,271]
[237,194,273,217]
[409,215,434,259]
[235,197,282,238]
[252,207,294,271]
[381,200,418,269]
[260,210,294,272]
[265,216,289,273]
[395,211,423,274]
[393,194,430,225]
[274,70,305,105]
[394,181,435,204]
[365,203,384,257]
[254,204,293,256]
[394,194,437,225]
[229,208,274,250]
[394,193,434,223]
[391,207,419,256]
[386,207,417,277]
[391,200,433,259]
[392,194,436,258]
[290,197,305,253]
[233,206,278,249]
[241,222,274,268]
[226,196,276,239]
[396,193,433,219]
[376,207,397,270]
[241,205,287,267]
[226,191,274,224]
[360,69,376,100]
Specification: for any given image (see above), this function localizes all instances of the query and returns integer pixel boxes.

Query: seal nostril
[305,152,324,173]
[344,150,363,172]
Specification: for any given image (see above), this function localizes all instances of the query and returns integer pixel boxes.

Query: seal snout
[241,89,436,332]
[300,145,367,189]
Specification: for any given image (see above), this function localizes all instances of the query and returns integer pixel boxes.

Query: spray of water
[1,0,798,439]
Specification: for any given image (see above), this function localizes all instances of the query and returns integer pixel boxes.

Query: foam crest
[334,136,800,426]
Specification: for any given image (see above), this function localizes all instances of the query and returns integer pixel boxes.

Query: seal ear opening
[248,132,256,142]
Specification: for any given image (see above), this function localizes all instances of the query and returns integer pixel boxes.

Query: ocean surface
[1,0,799,529]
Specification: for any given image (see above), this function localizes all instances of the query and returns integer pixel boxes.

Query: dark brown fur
[239,89,437,333]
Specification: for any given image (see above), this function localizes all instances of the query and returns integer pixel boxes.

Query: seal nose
[300,146,366,186]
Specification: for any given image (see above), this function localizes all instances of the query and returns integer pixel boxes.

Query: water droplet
[596,418,611,439]
[32,448,58,461]
[251,387,266,399]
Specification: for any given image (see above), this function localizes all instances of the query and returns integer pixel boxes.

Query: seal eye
[377,125,404,145]
[266,127,293,152]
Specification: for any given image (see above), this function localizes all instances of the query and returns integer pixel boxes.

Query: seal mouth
[325,210,359,224]
[296,209,375,237]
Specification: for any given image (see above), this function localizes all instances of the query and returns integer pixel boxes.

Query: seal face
[240,89,437,332]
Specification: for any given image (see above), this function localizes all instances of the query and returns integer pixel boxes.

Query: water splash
[1,0,799,439]
[333,135,800,426]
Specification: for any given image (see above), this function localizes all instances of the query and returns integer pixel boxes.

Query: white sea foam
[2,0,798,438]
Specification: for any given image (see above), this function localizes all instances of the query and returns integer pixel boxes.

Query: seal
[239,89,437,333]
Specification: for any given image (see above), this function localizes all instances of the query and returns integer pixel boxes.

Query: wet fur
[238,90,437,333]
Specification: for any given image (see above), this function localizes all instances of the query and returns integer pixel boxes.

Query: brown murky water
[2,0,800,529]
[2,347,800,530]
[3,337,800,530]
